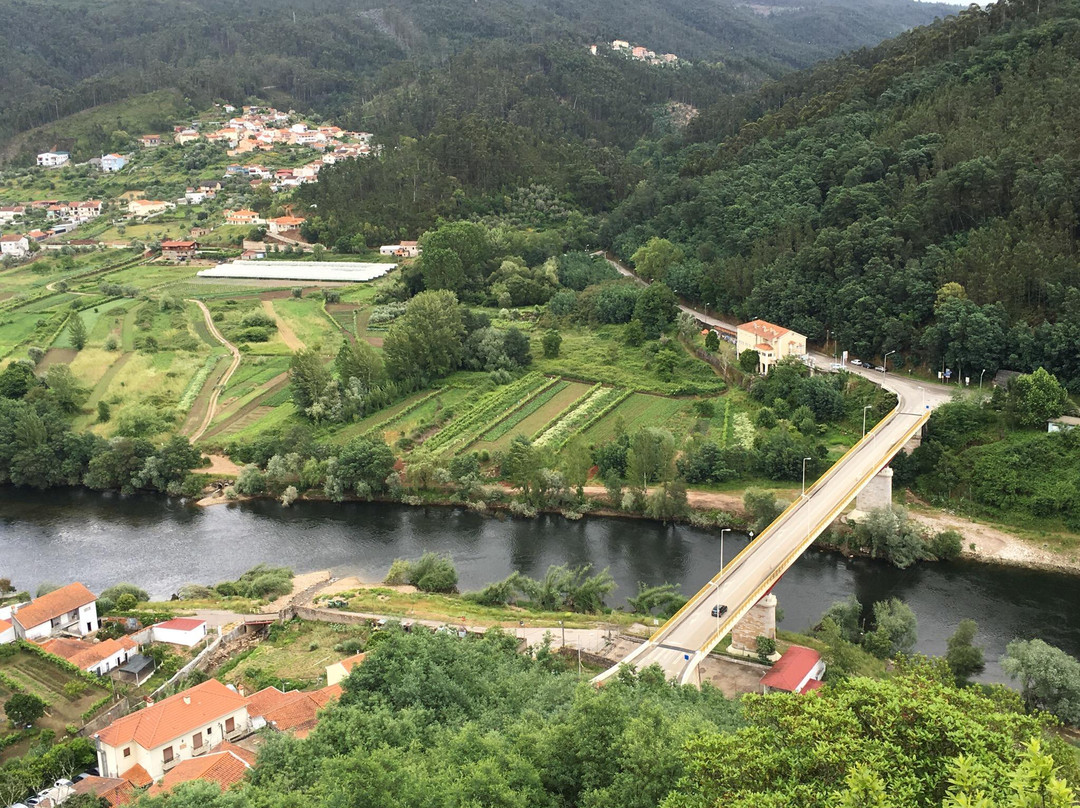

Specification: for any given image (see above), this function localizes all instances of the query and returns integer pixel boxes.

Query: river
[2,487,1077,683]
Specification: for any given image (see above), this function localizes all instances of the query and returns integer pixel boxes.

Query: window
[163,747,173,763]
[123,748,131,758]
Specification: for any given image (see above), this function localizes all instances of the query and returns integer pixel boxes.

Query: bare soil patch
[262,299,304,350]
[38,347,78,368]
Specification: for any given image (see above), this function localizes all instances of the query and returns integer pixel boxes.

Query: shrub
[385,553,459,593]
[101,583,150,603]
[928,529,963,560]
[756,636,777,664]
[115,593,137,611]
[5,693,47,726]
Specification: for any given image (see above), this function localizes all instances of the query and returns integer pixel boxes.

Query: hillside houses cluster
[591,39,679,65]
[0,198,105,258]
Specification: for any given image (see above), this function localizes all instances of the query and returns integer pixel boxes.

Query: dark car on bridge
[711,604,728,617]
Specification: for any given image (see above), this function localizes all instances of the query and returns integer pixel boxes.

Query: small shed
[116,653,156,686]
[152,617,208,647]
[1048,415,1080,434]
[760,645,825,694]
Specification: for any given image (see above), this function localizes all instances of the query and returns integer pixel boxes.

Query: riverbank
[193,480,1080,577]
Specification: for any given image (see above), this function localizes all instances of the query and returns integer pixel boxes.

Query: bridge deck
[594,376,940,685]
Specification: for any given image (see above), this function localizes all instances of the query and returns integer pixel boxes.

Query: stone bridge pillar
[729,592,780,660]
[855,466,893,512]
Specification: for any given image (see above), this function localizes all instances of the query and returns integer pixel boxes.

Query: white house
[760,645,826,694]
[1048,416,1080,433]
[325,652,366,686]
[101,154,128,172]
[94,679,250,782]
[11,582,99,640]
[736,319,807,375]
[0,206,26,223]
[0,619,14,645]
[152,617,208,647]
[39,635,139,676]
[0,234,30,258]
[378,241,420,258]
[37,151,70,168]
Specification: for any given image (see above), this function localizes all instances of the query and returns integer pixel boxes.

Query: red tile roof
[246,684,342,733]
[96,679,247,749]
[72,775,136,806]
[0,619,11,633]
[38,636,136,669]
[154,617,206,633]
[161,240,197,249]
[13,582,96,630]
[338,652,366,674]
[211,740,257,766]
[739,318,790,340]
[119,763,153,788]
[760,645,822,693]
[146,750,251,795]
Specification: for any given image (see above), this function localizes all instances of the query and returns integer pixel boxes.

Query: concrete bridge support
[728,593,780,660]
[855,466,893,512]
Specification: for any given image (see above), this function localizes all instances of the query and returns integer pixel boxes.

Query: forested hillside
[0,0,953,159]
[604,0,1080,389]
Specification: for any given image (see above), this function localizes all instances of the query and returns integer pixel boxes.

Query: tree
[332,437,397,495]
[632,282,678,338]
[0,361,38,399]
[420,246,466,293]
[5,692,47,726]
[1007,367,1069,428]
[738,349,760,373]
[852,508,928,568]
[863,598,917,659]
[383,290,466,382]
[542,329,562,358]
[946,619,985,684]
[630,237,683,281]
[704,330,719,352]
[626,427,675,490]
[68,312,88,351]
[820,595,863,644]
[502,327,531,367]
[335,340,385,388]
[1002,639,1080,725]
[289,348,333,414]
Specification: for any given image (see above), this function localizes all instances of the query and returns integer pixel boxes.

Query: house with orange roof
[151,617,207,647]
[735,318,807,375]
[160,240,199,260]
[759,645,825,694]
[266,215,305,235]
[38,635,138,676]
[0,233,30,259]
[245,683,342,736]
[224,209,262,226]
[127,199,172,218]
[138,135,161,148]
[145,743,254,796]
[10,582,98,640]
[325,651,366,686]
[0,618,13,644]
[71,774,137,806]
[94,679,251,782]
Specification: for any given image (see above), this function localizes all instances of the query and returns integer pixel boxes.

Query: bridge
[594,372,952,685]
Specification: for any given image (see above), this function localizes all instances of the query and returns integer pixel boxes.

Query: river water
[2,487,1077,683]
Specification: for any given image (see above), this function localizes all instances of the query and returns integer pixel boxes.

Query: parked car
[54,780,74,789]
[874,365,886,372]
[830,363,844,371]
[711,604,728,618]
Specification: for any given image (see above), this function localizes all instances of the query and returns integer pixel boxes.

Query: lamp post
[883,350,896,373]
[559,620,565,649]
[802,457,812,498]
[979,368,987,390]
[862,405,872,438]
[719,528,730,572]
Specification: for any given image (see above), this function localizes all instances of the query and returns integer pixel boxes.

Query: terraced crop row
[477,379,568,443]
[534,384,627,449]
[424,372,550,456]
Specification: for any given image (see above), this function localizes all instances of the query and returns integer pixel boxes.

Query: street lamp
[979,368,987,390]
[719,528,730,572]
[862,405,872,438]
[801,457,812,498]
[558,620,565,649]
[883,350,896,373]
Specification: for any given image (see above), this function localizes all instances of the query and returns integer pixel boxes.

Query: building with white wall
[11,582,98,640]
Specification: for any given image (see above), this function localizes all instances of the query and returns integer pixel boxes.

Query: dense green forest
[0,0,953,160]
[603,0,1080,388]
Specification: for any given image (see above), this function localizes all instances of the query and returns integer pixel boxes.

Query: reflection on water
[2,486,1077,683]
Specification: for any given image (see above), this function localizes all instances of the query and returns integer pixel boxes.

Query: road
[188,299,242,443]
[594,254,957,684]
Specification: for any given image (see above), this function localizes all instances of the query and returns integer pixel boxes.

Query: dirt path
[188,299,242,443]
[581,485,749,513]
[908,508,1080,573]
[201,372,289,442]
[262,299,304,351]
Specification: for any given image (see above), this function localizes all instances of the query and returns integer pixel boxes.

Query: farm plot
[267,297,340,350]
[0,648,111,735]
[578,393,692,444]
[533,385,630,449]
[422,373,553,456]
[468,380,588,455]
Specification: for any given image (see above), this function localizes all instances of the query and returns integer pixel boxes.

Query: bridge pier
[727,593,781,661]
[855,466,893,513]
